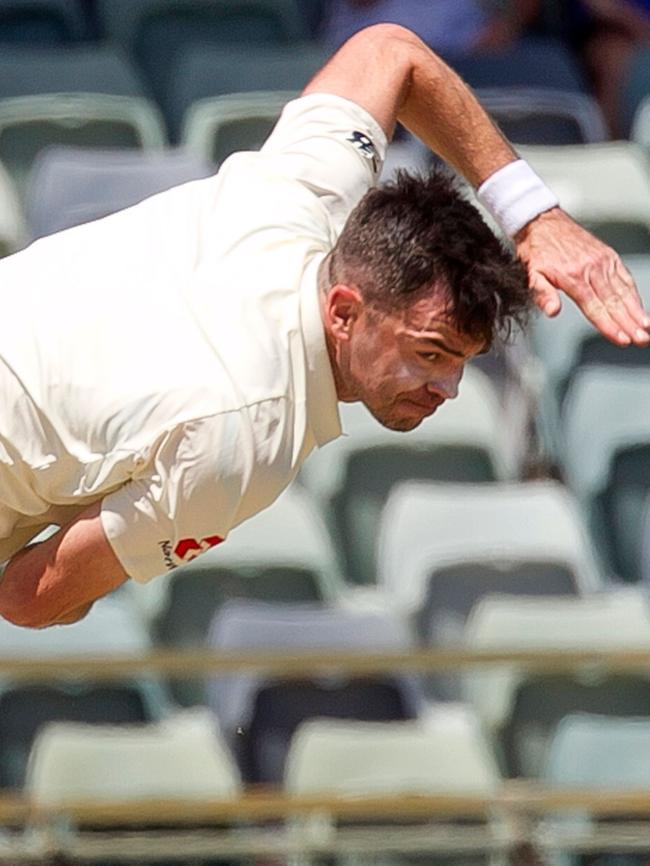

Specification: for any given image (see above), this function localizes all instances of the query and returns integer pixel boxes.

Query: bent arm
[0,501,128,629]
[304,24,650,345]
[304,23,516,187]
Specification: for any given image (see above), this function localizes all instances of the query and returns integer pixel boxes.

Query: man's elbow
[0,595,48,629]
[354,22,422,49]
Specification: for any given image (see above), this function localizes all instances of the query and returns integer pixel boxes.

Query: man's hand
[515,208,650,346]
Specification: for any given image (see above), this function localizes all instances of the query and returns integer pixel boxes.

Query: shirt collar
[300,256,342,447]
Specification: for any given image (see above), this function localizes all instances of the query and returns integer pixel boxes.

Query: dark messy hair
[327,167,531,347]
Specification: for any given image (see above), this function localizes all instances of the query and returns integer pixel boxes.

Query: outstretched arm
[0,501,128,628]
[304,24,650,345]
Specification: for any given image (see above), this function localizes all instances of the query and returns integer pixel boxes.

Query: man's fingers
[612,257,650,330]
[589,257,650,345]
[531,274,562,317]
[580,292,633,346]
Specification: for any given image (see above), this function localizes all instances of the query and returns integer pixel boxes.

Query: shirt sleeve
[99,414,246,583]
[259,92,389,235]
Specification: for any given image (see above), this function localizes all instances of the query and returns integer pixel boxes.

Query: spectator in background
[570,0,650,136]
[320,0,542,59]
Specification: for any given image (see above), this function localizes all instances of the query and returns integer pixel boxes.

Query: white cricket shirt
[0,93,387,581]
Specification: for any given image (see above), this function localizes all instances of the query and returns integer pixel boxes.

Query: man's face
[325,286,486,432]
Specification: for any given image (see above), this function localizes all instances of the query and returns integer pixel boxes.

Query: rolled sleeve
[100,414,246,583]
[260,93,389,233]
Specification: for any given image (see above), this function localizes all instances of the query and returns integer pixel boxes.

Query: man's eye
[418,352,440,362]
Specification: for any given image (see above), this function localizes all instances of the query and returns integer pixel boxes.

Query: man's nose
[427,368,462,401]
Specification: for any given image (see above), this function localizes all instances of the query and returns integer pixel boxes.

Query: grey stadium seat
[205,600,423,784]
[166,42,328,139]
[0,596,171,789]
[26,146,215,240]
[96,0,306,106]
[0,46,166,196]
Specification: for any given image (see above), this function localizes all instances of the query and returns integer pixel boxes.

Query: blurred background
[5,1,650,864]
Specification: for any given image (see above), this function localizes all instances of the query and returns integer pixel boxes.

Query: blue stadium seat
[96,0,306,106]
[0,0,86,45]
[451,37,587,92]
[476,87,607,145]
[166,43,328,140]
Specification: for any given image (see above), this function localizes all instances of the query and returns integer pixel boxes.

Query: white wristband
[477,159,559,238]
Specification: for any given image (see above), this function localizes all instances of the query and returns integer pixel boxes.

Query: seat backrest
[98,0,305,104]
[562,366,650,504]
[0,45,147,100]
[0,157,24,252]
[26,146,215,239]
[98,0,304,50]
[462,590,650,731]
[0,595,169,788]
[286,711,501,795]
[182,91,294,164]
[377,479,601,616]
[518,142,650,250]
[0,0,86,45]
[0,683,152,789]
[452,37,587,91]
[546,713,650,787]
[26,710,241,805]
[206,600,421,784]
[166,43,328,137]
[475,87,607,145]
[505,677,650,778]
[205,600,419,733]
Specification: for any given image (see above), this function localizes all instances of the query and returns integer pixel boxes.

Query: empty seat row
[5,588,650,793]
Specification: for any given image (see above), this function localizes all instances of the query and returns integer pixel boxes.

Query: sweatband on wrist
[477,159,560,238]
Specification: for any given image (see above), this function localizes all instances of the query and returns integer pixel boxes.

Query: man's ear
[324,284,363,342]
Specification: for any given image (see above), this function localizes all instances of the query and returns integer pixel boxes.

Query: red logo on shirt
[174,535,224,563]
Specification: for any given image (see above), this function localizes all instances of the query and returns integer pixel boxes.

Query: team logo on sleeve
[159,535,224,569]
[347,131,378,172]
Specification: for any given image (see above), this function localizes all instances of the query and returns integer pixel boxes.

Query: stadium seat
[561,366,650,581]
[517,142,650,254]
[205,600,422,784]
[0,46,166,196]
[96,0,306,106]
[0,596,171,789]
[543,713,650,865]
[149,487,345,705]
[25,146,215,240]
[547,712,650,789]
[299,366,515,585]
[286,710,500,795]
[182,91,294,166]
[377,479,602,626]
[26,710,240,804]
[475,87,607,146]
[0,157,25,254]
[531,255,650,461]
[286,712,506,865]
[451,37,587,92]
[462,590,650,777]
[0,0,86,45]
[25,711,241,866]
[165,42,328,140]
[622,45,650,139]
